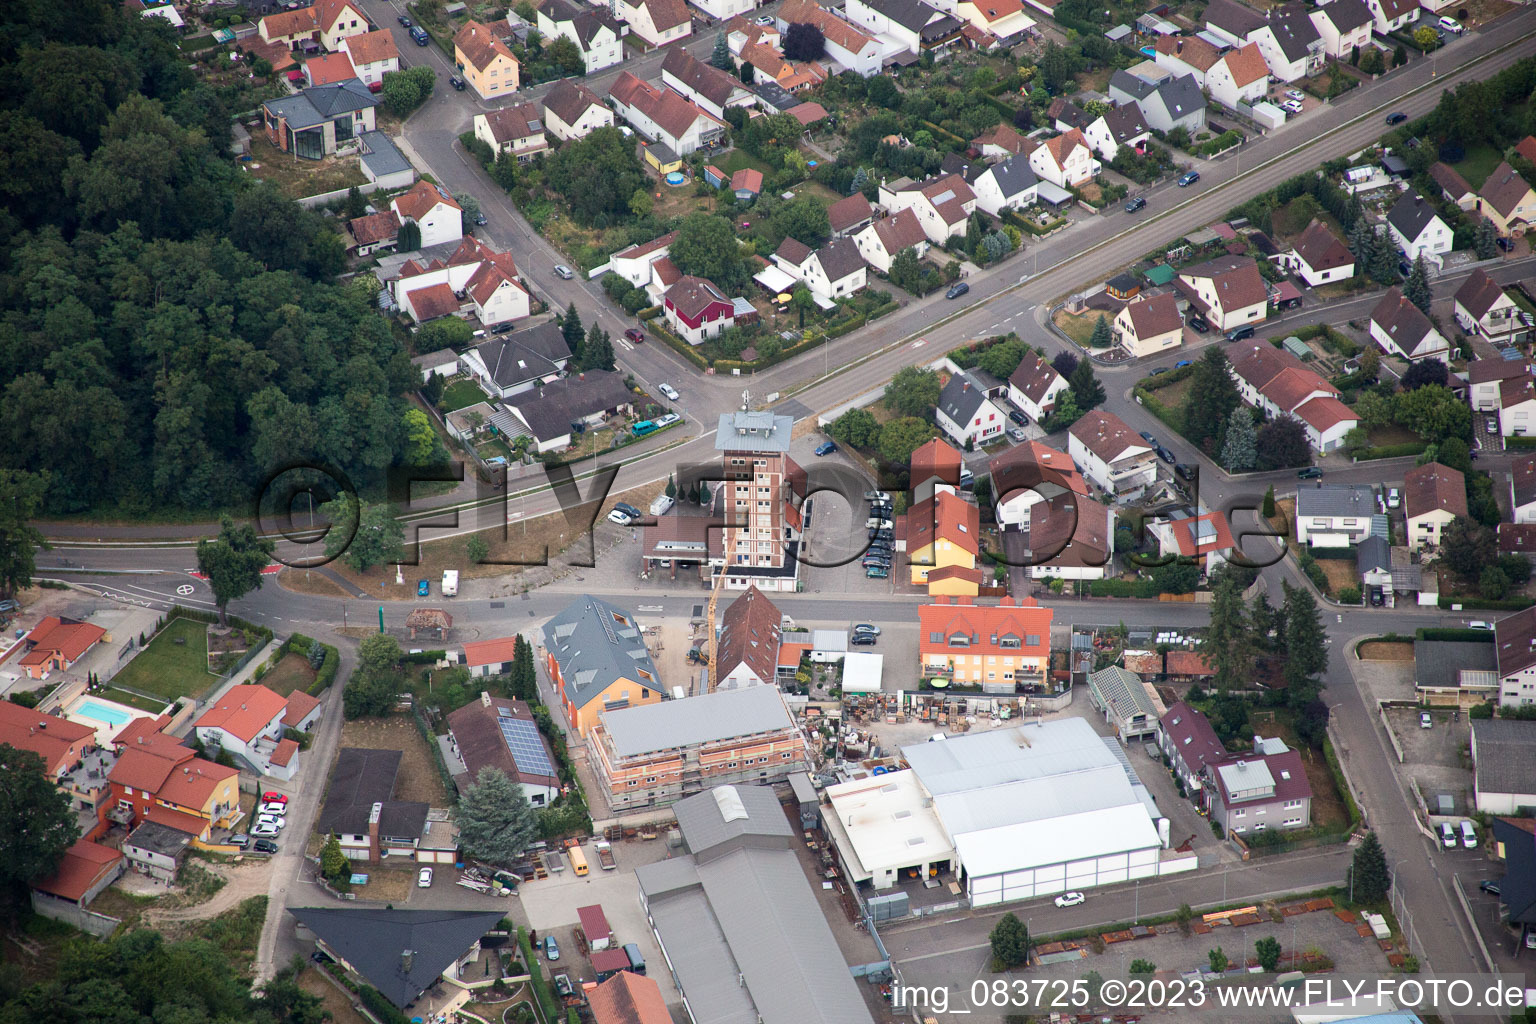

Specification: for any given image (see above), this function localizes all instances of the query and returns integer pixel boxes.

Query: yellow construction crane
[705,558,730,691]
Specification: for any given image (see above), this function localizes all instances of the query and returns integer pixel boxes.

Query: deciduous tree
[885,366,942,419]
[1254,416,1312,470]
[1208,948,1229,974]
[670,211,748,289]
[195,517,276,627]
[878,417,938,464]
[0,469,50,600]
[782,22,826,61]
[1254,936,1282,973]
[0,743,79,892]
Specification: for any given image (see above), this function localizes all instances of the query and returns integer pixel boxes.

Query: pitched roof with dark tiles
[813,237,865,282]
[1502,375,1536,412]
[1429,161,1475,199]
[510,369,633,442]
[1403,461,1467,521]
[1070,408,1148,463]
[1264,3,1321,61]
[1292,219,1353,273]
[1124,292,1182,340]
[631,0,690,31]
[827,193,873,234]
[663,47,745,109]
[716,585,784,685]
[480,103,546,145]
[775,237,813,267]
[1386,192,1445,242]
[1205,0,1266,36]
[544,80,607,127]
[1455,269,1507,322]
[1007,350,1066,407]
[1469,356,1531,385]
[1179,254,1267,313]
[1313,0,1371,32]
[446,694,558,787]
[1483,161,1535,218]
[871,208,928,253]
[1371,287,1438,350]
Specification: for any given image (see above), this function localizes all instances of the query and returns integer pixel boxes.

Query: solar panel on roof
[497,716,555,777]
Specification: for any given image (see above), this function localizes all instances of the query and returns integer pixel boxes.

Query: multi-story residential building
[314,747,440,863]
[991,440,1085,530]
[1403,461,1465,552]
[1455,269,1527,344]
[460,321,570,400]
[445,693,559,806]
[714,408,805,592]
[543,80,616,141]
[879,174,977,244]
[663,275,737,344]
[776,0,882,75]
[392,181,463,249]
[1294,483,1378,546]
[258,0,369,49]
[905,490,982,593]
[1083,105,1152,164]
[1113,292,1183,358]
[473,103,549,163]
[0,701,94,778]
[935,370,1009,447]
[1281,220,1355,287]
[972,156,1039,217]
[1511,455,1536,525]
[714,586,786,689]
[453,20,520,100]
[1152,34,1221,87]
[1484,161,1536,237]
[1370,287,1451,362]
[1248,4,1324,82]
[192,683,302,779]
[1364,0,1417,34]
[1156,701,1230,798]
[588,687,810,810]
[1226,342,1358,452]
[1203,0,1264,47]
[337,29,400,85]
[1468,357,1532,412]
[955,0,1035,43]
[1108,70,1207,134]
[261,80,379,160]
[609,71,727,157]
[106,737,240,844]
[391,236,530,329]
[1206,42,1269,110]
[535,0,623,74]
[1027,128,1098,188]
[1176,255,1267,332]
[1496,606,1536,708]
[661,48,756,121]
[843,0,964,56]
[852,209,928,273]
[1148,509,1237,575]
[544,595,663,736]
[1069,409,1157,500]
[1025,493,1115,580]
[918,596,1053,691]
[1385,193,1451,265]
[1308,0,1371,59]
[1505,377,1536,438]
[1006,352,1069,423]
[1203,737,1313,837]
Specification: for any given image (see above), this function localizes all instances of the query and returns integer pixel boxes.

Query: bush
[1337,585,1361,605]
[308,643,341,695]
[360,986,410,1024]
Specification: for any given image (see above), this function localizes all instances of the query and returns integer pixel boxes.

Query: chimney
[1176,38,1182,53]
[962,379,970,392]
[401,950,414,974]
[369,801,384,862]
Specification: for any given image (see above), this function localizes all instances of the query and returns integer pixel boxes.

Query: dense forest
[0,1,416,515]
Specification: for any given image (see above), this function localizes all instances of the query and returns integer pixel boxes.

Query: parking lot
[1381,706,1474,817]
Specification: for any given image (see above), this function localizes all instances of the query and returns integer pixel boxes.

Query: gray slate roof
[1490,817,1536,925]
[509,368,631,442]
[984,153,1038,198]
[1471,718,1536,797]
[1266,4,1321,62]
[1386,192,1444,243]
[1205,0,1266,37]
[1356,535,1390,574]
[315,748,429,841]
[672,784,794,855]
[1296,483,1376,519]
[715,410,793,453]
[473,321,570,389]
[289,908,506,1008]
[938,370,993,427]
[600,686,796,759]
[860,0,951,32]
[358,131,410,178]
[1111,70,1204,119]
[264,79,379,130]
[813,237,865,282]
[544,594,659,710]
[1413,639,1496,688]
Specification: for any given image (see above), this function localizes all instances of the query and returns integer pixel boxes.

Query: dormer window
[947,633,970,648]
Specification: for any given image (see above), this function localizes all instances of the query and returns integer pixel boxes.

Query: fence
[296,179,392,210]
[30,892,121,938]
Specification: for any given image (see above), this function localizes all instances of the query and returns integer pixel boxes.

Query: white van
[1460,820,1478,848]
[650,494,675,516]
[1439,822,1457,848]
[1469,621,1495,630]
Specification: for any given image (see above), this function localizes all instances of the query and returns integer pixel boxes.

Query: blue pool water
[76,699,133,727]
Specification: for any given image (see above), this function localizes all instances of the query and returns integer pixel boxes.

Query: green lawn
[111,617,219,701]
[717,149,775,176]
[440,378,489,414]
[101,687,174,713]
[1452,143,1506,190]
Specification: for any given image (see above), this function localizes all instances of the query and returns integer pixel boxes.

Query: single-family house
[1227,341,1358,452]
[1482,161,1536,237]
[453,20,520,99]
[543,81,616,140]
[936,370,1009,447]
[1501,377,1536,438]
[193,683,299,779]
[615,0,692,46]
[507,370,634,453]
[911,437,967,504]
[1148,509,1237,574]
[460,321,571,399]
[1157,701,1229,797]
[303,52,358,88]
[1385,193,1451,264]
[776,0,883,76]
[1455,269,1525,344]
[1206,42,1270,110]
[1429,162,1478,210]
[1176,255,1268,331]
[1048,97,1091,133]
[798,238,868,303]
[30,840,124,920]
[1069,409,1157,499]
[589,972,673,1024]
[1364,0,1418,35]
[1495,607,1536,710]
[1025,492,1115,579]
[971,155,1039,217]
[1151,35,1222,88]
[1113,292,1184,358]
[1357,535,1393,592]
[1084,104,1151,164]
[662,48,756,120]
[0,702,93,778]
[955,0,1035,43]
[392,180,463,249]
[1203,736,1313,837]
[338,29,400,86]
[663,276,737,344]
[1087,667,1166,742]
[853,209,929,273]
[1307,0,1371,59]
[1282,219,1355,287]
[1203,0,1265,48]
[261,79,378,159]
[1249,4,1324,82]
[348,209,401,256]
[446,693,558,805]
[843,0,965,56]
[1370,287,1451,362]
[828,193,874,237]
[1404,462,1466,551]
[1294,483,1376,545]
[122,821,193,883]
[608,72,727,156]
[990,440,1084,529]
[1108,70,1207,134]
[1469,356,1532,412]
[535,0,623,73]
[905,491,982,590]
[393,236,530,328]
[15,616,106,680]
[472,103,549,163]
[972,122,1033,159]
[258,0,369,49]
[544,595,662,736]
[312,749,434,863]
[688,0,754,25]
[1027,128,1098,188]
[609,231,677,288]
[879,174,977,243]
[1006,351,1069,422]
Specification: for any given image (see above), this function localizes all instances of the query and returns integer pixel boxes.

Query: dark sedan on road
[398,13,412,25]
[1125,196,1147,213]
[1177,171,1200,187]
[1385,112,1407,125]
[946,282,969,300]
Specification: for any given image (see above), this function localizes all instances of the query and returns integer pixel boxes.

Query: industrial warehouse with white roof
[823,718,1196,906]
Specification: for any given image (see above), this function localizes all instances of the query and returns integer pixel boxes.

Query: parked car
[1156,446,1176,465]
[1439,14,1463,32]
[1497,236,1516,252]
[946,282,970,300]
[1439,822,1458,848]
[1420,712,1433,729]
[1149,367,1168,376]
[1177,171,1200,187]
[851,633,878,646]
[865,566,889,579]
[1386,487,1400,509]
[1370,587,1384,606]
[654,413,680,428]
[1385,111,1408,125]
[1284,89,1306,102]
[1138,431,1157,444]
[474,213,487,226]
[1225,325,1256,342]
[1282,99,1304,115]
[814,440,837,456]
[448,75,466,91]
[262,792,288,805]
[1055,891,1086,908]
[1526,930,1536,950]
[1174,463,1197,481]
[1187,313,1210,334]
[1124,196,1147,213]
[410,25,429,44]
[418,867,434,887]
[545,936,560,961]
[1006,426,1027,442]
[553,265,574,279]
[754,13,774,23]
[259,802,287,816]
[253,838,279,854]
[1174,359,1192,368]
[229,833,250,848]
[1469,620,1495,630]
[614,503,641,520]
[417,580,430,597]
[553,975,575,999]
[1480,880,1501,895]
[251,824,280,838]
[607,509,634,526]
[256,814,286,830]
[1009,410,1028,427]
[658,382,680,401]
[1298,467,1323,479]
[853,624,881,635]
[398,13,412,25]
[624,328,645,344]
[1460,820,1478,848]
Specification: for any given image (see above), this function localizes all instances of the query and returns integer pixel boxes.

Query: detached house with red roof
[1483,161,1536,237]
[904,491,982,593]
[990,440,1085,530]
[1149,509,1237,574]
[193,683,307,780]
[16,616,107,680]
[1227,341,1358,452]
[1404,462,1465,552]
[459,635,520,678]
[453,20,520,99]
[473,103,550,163]
[608,71,726,158]
[1177,254,1268,332]
[852,208,929,273]
[1499,377,1536,439]
[615,0,692,47]
[107,735,240,843]
[1152,34,1222,87]
[0,701,94,778]
[714,586,786,689]
[1206,42,1269,110]
[918,596,1052,690]
[664,276,738,344]
[955,0,1035,44]
[1281,220,1355,287]
[661,49,756,121]
[393,181,463,249]
[879,173,977,244]
[1028,128,1098,188]
[1006,351,1069,422]
[1113,292,1184,358]
[776,0,882,76]
[259,0,369,49]
[392,236,530,328]
[1204,736,1313,837]
[338,29,400,86]
[1069,410,1157,500]
[542,80,615,141]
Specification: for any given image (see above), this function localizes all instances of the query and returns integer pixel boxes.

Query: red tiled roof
[195,684,287,744]
[342,27,399,65]
[665,275,731,321]
[394,180,461,223]
[917,597,1052,661]
[1165,651,1215,676]
[1070,409,1148,463]
[455,19,518,72]
[1293,395,1358,434]
[1028,494,1111,568]
[261,6,319,38]
[405,282,462,321]
[778,0,876,53]
[0,702,93,774]
[1498,522,1536,553]
[609,71,723,143]
[18,616,106,668]
[1153,33,1221,71]
[926,565,984,588]
[589,970,672,1024]
[31,840,122,903]
[917,173,976,226]
[112,715,173,751]
[1403,461,1467,520]
[1503,375,1536,411]
[972,122,1033,156]
[717,586,784,685]
[1007,351,1066,408]
[1166,511,1236,557]
[480,102,547,146]
[1179,255,1267,314]
[270,738,300,767]
[1517,136,1536,166]
[787,101,828,126]
[1429,161,1475,200]
[1468,357,1531,385]
[283,690,322,728]
[1159,701,1225,771]
[730,168,763,193]
[631,0,690,31]
[613,230,678,262]
[871,208,928,253]
[911,437,965,487]
[462,635,520,668]
[110,747,187,793]
[1292,219,1352,273]
[155,758,238,810]
[906,490,981,556]
[1219,42,1269,87]
[1041,128,1088,171]
[144,803,212,837]
[304,51,357,85]
[1124,292,1182,340]
[828,193,872,234]
[349,209,401,245]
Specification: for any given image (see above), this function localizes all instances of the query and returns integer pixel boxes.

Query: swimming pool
[75,699,134,727]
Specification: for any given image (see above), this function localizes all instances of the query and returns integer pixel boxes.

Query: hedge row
[1001,208,1067,237]
[1309,547,1356,560]
[288,634,342,696]
[518,928,559,1022]
[403,650,446,664]
[1415,627,1497,643]
[1138,363,1197,391]
[1087,578,1161,598]
[1360,441,1430,460]
[648,318,710,369]
[1505,436,1536,449]
[1438,594,1536,611]
[162,604,272,643]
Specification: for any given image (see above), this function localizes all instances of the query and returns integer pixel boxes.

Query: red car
[624,328,645,344]
[262,792,288,805]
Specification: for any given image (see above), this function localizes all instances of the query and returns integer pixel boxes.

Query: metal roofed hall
[900,717,1125,795]
[599,686,796,758]
[952,802,1162,878]
[715,409,793,452]
[635,786,876,1024]
[931,761,1140,836]
[672,783,793,856]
